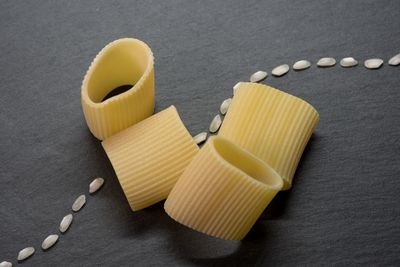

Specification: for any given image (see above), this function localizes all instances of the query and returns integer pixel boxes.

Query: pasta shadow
[166,215,276,267]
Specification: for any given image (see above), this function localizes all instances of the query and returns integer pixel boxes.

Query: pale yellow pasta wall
[165,136,283,240]
[102,106,199,211]
[219,82,319,190]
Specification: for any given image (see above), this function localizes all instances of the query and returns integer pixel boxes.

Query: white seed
[293,60,311,71]
[17,247,35,261]
[233,82,242,95]
[59,214,73,233]
[41,234,59,250]
[317,57,336,67]
[388,53,400,66]
[340,57,358,67]
[193,132,207,145]
[249,71,267,82]
[220,98,232,115]
[271,64,289,77]
[89,177,105,194]
[209,115,222,133]
[72,195,86,212]
[364,58,383,69]
[0,261,12,267]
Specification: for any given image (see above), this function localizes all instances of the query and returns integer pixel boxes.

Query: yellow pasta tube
[81,38,154,140]
[102,106,199,211]
[219,82,319,190]
[164,136,283,240]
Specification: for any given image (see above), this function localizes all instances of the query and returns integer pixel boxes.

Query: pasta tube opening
[212,137,282,190]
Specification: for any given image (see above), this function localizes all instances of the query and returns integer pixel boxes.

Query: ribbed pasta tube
[165,136,283,240]
[219,82,319,190]
[102,106,199,211]
[81,38,155,140]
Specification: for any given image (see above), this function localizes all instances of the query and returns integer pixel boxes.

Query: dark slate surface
[1,0,399,266]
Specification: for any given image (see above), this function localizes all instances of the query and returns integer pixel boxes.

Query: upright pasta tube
[102,106,199,211]
[81,38,155,140]
[164,136,283,240]
[219,83,319,190]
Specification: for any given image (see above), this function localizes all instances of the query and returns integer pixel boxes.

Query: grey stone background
[0,0,399,266]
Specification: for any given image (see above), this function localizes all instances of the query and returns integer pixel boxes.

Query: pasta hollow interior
[165,136,283,240]
[102,106,199,211]
[81,38,155,140]
[219,82,319,190]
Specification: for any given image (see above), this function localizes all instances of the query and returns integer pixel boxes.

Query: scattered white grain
[0,261,12,267]
[317,57,336,67]
[193,132,207,145]
[59,214,73,233]
[89,177,105,194]
[249,71,267,82]
[41,234,59,250]
[209,115,222,133]
[72,195,86,212]
[388,53,400,66]
[293,60,311,71]
[340,57,358,67]
[271,64,290,77]
[220,98,232,115]
[17,247,35,261]
[364,58,383,69]
[233,82,242,95]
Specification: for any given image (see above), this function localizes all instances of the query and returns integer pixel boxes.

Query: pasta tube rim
[81,38,154,108]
